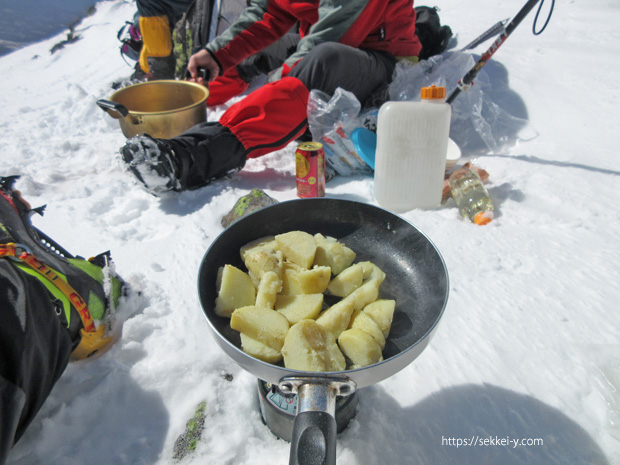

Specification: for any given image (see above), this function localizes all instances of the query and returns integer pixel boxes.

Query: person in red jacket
[120,0,422,196]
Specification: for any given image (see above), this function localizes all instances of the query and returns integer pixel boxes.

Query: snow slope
[1,0,619,464]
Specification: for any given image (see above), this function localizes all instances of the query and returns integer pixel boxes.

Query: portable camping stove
[257,379,359,441]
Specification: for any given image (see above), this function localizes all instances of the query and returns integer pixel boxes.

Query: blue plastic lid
[351,127,377,170]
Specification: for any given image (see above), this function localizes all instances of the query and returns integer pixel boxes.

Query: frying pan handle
[96,99,129,118]
[281,377,356,465]
[289,411,337,465]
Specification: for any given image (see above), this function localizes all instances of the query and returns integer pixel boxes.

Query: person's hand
[187,49,220,85]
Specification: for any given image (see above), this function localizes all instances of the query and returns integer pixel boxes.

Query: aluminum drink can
[295,142,325,198]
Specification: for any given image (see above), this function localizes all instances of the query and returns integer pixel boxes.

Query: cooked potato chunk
[325,341,346,372]
[245,250,284,286]
[362,299,396,339]
[241,235,284,286]
[255,271,283,309]
[348,278,381,311]
[275,293,323,325]
[327,262,364,297]
[214,265,256,318]
[275,231,317,269]
[281,263,331,295]
[240,333,283,363]
[240,235,277,260]
[361,262,386,283]
[248,258,283,286]
[338,328,383,368]
[282,320,329,372]
[230,305,290,351]
[316,299,355,342]
[350,309,386,349]
[313,234,356,275]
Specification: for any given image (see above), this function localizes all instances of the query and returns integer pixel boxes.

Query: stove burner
[257,379,358,441]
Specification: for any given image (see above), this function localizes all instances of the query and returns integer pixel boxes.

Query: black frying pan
[198,198,449,465]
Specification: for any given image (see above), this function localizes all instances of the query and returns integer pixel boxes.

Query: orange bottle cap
[420,85,447,100]
[473,211,494,225]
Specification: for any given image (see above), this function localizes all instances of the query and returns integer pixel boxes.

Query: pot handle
[185,66,210,82]
[280,378,356,465]
[96,99,129,118]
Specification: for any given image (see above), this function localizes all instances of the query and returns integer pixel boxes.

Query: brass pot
[97,80,209,139]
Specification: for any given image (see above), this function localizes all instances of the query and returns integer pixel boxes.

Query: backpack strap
[0,243,96,332]
[0,241,113,359]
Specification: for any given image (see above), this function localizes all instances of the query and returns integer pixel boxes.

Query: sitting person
[120,0,422,196]
[0,176,125,464]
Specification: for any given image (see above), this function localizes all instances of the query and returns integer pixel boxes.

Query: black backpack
[415,6,453,60]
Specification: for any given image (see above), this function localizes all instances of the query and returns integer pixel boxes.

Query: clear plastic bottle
[448,167,494,225]
[373,85,451,212]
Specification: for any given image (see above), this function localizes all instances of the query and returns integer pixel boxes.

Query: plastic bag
[358,107,379,133]
[388,51,535,155]
[307,88,372,176]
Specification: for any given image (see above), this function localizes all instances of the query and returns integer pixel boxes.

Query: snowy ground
[1,0,619,464]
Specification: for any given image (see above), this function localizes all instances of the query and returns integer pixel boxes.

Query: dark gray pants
[236,33,301,83]
[288,42,396,104]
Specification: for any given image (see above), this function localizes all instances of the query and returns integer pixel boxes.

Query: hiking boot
[120,134,182,196]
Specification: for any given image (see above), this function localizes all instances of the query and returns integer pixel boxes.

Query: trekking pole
[461,18,509,51]
[446,0,553,104]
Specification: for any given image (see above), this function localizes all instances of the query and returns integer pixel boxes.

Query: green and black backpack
[0,176,124,359]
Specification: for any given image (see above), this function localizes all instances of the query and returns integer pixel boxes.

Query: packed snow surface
[1,1,619,464]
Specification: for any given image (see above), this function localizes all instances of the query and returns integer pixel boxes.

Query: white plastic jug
[373,85,451,212]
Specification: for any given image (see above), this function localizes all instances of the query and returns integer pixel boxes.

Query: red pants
[171,43,396,190]
[221,76,311,158]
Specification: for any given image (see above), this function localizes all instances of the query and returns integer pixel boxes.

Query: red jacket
[206,0,421,77]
